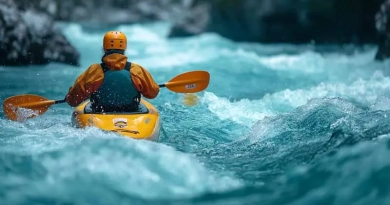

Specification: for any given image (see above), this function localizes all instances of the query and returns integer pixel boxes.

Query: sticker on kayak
[113,129,140,135]
[185,84,196,89]
[113,118,127,128]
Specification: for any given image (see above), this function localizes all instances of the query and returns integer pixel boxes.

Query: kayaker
[65,31,160,112]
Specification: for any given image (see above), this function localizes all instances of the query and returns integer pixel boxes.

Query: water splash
[15,107,40,122]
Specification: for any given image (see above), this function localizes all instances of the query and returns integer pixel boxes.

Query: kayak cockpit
[83,101,149,115]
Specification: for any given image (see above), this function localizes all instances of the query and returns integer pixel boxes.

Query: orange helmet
[103,31,127,51]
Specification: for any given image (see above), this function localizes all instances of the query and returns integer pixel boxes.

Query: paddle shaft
[24,79,201,108]
[18,99,66,108]
[22,84,168,108]
[55,99,66,104]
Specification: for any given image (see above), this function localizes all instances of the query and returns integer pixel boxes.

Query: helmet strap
[101,49,125,62]
[104,49,125,55]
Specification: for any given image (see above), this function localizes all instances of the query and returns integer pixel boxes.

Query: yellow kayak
[70,99,160,141]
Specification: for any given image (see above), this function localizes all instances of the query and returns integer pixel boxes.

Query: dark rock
[0,0,79,66]
[168,2,211,38]
[169,0,384,44]
[375,0,390,61]
[18,0,192,26]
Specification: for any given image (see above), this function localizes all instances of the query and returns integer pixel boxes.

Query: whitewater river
[1,22,390,205]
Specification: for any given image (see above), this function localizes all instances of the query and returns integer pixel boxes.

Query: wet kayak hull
[71,99,160,141]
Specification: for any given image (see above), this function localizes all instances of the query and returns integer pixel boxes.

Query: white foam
[201,92,272,126]
[257,51,325,73]
[57,22,223,69]
[3,132,243,199]
[266,70,390,107]
[15,108,40,122]
[202,71,390,126]
[218,47,380,76]
[132,49,217,69]
[1,114,243,199]
[60,23,167,43]
[116,24,168,42]
[60,23,103,44]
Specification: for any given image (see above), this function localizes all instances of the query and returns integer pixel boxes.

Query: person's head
[103,31,127,54]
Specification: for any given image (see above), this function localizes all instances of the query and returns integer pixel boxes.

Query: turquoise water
[2,22,390,205]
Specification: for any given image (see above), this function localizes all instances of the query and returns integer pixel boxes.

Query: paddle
[3,95,65,122]
[159,70,210,93]
[3,70,210,121]
[160,70,210,106]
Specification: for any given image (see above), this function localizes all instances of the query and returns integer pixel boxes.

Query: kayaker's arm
[130,63,160,99]
[65,65,104,107]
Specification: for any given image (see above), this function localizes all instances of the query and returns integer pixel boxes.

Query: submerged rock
[0,0,79,66]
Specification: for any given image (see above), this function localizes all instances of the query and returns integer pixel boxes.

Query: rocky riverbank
[0,0,79,67]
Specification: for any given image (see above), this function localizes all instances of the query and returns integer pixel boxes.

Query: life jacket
[90,62,140,112]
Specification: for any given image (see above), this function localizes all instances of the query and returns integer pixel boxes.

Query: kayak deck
[71,99,160,141]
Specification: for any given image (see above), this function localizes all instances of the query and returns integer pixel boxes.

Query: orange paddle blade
[3,94,56,121]
[163,70,210,93]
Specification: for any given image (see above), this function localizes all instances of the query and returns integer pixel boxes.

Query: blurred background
[2,0,390,205]
[2,0,390,66]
